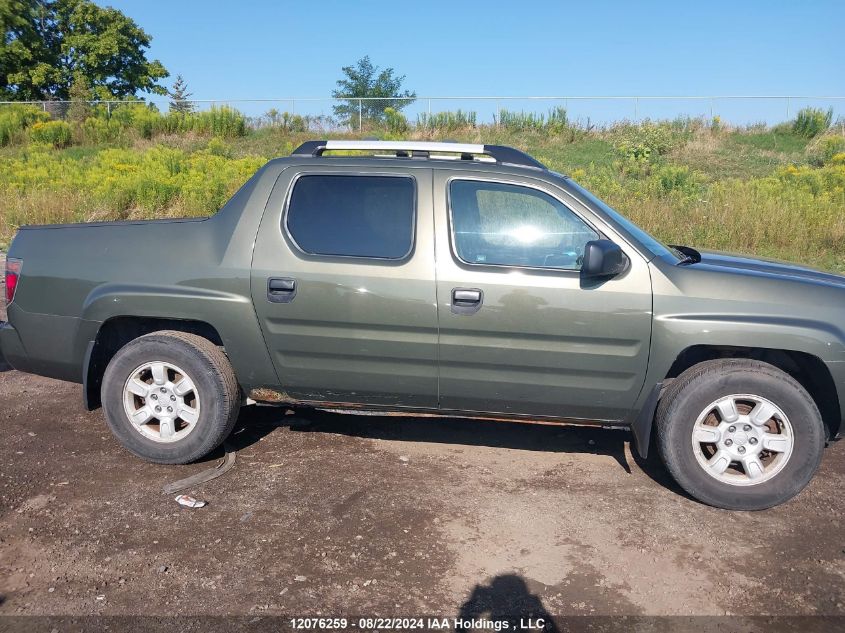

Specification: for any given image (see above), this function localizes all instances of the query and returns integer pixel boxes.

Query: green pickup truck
[2,140,842,510]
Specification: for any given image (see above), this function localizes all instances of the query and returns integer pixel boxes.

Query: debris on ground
[175,494,207,509]
[161,442,236,495]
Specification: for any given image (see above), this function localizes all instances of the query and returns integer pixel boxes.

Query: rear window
[286,175,415,259]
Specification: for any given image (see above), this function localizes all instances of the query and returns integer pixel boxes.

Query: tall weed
[793,107,833,138]
[808,134,845,166]
[0,143,263,242]
[417,110,477,131]
[610,120,693,161]
[0,105,50,146]
[384,107,409,135]
[29,121,72,148]
[496,109,546,131]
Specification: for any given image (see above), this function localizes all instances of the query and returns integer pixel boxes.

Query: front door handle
[268,277,297,303]
[451,287,483,315]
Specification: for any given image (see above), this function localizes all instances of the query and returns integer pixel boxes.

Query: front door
[251,165,439,409]
[433,169,652,422]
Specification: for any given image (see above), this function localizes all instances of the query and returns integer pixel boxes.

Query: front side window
[287,175,415,259]
[449,180,599,270]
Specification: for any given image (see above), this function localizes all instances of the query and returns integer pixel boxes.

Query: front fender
[634,258,845,435]
[652,312,845,367]
[631,312,845,443]
[642,310,845,393]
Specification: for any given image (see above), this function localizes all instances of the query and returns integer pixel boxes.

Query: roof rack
[291,140,546,170]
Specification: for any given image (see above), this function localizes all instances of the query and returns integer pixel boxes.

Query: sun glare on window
[507,225,544,244]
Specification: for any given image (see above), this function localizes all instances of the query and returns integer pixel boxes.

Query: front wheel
[655,359,825,510]
[101,331,240,464]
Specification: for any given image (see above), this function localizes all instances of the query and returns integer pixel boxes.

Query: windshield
[565,179,681,262]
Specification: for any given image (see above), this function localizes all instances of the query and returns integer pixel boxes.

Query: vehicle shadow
[456,573,559,632]
[196,404,691,501]
[629,433,689,499]
[222,405,646,473]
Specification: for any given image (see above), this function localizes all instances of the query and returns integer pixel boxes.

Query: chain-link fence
[3,96,845,131]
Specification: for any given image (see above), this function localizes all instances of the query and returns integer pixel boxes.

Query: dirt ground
[1,368,845,619]
[1,285,845,621]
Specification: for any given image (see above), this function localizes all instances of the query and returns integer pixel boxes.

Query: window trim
[282,171,418,262]
[446,176,603,273]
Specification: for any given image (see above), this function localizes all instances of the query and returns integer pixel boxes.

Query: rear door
[251,165,438,408]
[433,169,652,422]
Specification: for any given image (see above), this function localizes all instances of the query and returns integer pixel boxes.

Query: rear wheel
[101,331,240,464]
[655,359,825,510]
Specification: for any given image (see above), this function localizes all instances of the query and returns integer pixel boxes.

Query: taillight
[4,257,22,307]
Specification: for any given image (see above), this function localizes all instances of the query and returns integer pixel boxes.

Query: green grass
[672,140,793,181]
[534,138,618,172]
[728,128,811,153]
[1,108,844,274]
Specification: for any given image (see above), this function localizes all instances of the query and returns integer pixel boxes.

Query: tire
[101,331,240,464]
[655,359,825,510]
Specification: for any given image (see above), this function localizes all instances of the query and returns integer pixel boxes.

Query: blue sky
[102,0,845,123]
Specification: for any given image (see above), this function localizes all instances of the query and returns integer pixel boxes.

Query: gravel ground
[1,267,844,619]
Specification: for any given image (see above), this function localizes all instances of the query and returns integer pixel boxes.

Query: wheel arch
[664,344,841,439]
[83,316,224,411]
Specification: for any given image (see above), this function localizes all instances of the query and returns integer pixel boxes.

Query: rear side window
[286,175,415,259]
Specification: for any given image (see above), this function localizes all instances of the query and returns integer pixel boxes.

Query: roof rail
[291,140,546,169]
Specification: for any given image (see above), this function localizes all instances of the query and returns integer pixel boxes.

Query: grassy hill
[1,103,844,271]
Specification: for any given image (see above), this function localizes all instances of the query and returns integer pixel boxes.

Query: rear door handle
[267,277,297,303]
[451,287,483,315]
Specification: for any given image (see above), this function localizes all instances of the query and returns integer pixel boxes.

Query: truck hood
[693,249,845,289]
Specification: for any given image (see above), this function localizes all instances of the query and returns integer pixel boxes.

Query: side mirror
[581,239,628,279]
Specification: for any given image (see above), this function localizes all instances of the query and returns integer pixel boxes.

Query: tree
[65,71,92,121]
[331,56,415,126]
[0,0,55,100]
[168,74,194,113]
[264,108,280,126]
[1,0,168,101]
